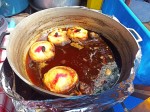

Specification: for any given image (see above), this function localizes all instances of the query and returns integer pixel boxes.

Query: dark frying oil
[26,31,116,94]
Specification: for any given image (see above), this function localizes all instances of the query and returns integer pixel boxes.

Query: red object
[0,31,15,112]
[53,73,67,84]
[35,46,43,52]
[125,0,131,6]
[0,88,15,112]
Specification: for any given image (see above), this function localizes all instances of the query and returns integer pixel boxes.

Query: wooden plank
[131,97,150,112]
[131,85,150,100]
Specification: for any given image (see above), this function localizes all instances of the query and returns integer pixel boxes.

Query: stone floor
[144,22,150,30]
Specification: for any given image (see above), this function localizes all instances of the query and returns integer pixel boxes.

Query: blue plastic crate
[101,0,150,111]
[102,0,150,85]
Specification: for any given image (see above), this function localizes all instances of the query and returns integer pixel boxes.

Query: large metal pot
[7,7,140,98]
[30,0,80,10]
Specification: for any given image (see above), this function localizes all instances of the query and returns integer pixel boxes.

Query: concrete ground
[129,0,150,30]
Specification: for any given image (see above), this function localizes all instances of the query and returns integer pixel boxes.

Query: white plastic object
[127,28,142,43]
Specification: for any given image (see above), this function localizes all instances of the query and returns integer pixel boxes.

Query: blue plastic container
[0,0,29,17]
[101,0,150,111]
[102,0,150,85]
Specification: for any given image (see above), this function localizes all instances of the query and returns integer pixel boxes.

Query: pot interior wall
[7,7,139,96]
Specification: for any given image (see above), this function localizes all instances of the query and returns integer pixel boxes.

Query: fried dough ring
[48,28,70,46]
[43,66,79,94]
[67,26,88,42]
[29,41,55,62]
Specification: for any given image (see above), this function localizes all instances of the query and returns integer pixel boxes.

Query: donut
[43,66,79,94]
[48,28,71,46]
[67,26,88,42]
[29,41,55,62]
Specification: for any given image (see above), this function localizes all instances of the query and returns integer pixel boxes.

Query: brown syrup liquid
[26,31,116,95]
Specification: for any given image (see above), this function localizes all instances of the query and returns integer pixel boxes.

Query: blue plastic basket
[102,0,150,85]
[102,0,150,111]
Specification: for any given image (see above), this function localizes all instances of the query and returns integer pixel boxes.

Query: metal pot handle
[127,28,142,43]
[0,32,10,50]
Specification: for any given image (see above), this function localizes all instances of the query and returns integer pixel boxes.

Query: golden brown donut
[48,28,70,46]
[29,41,55,62]
[43,66,79,94]
[67,26,88,42]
